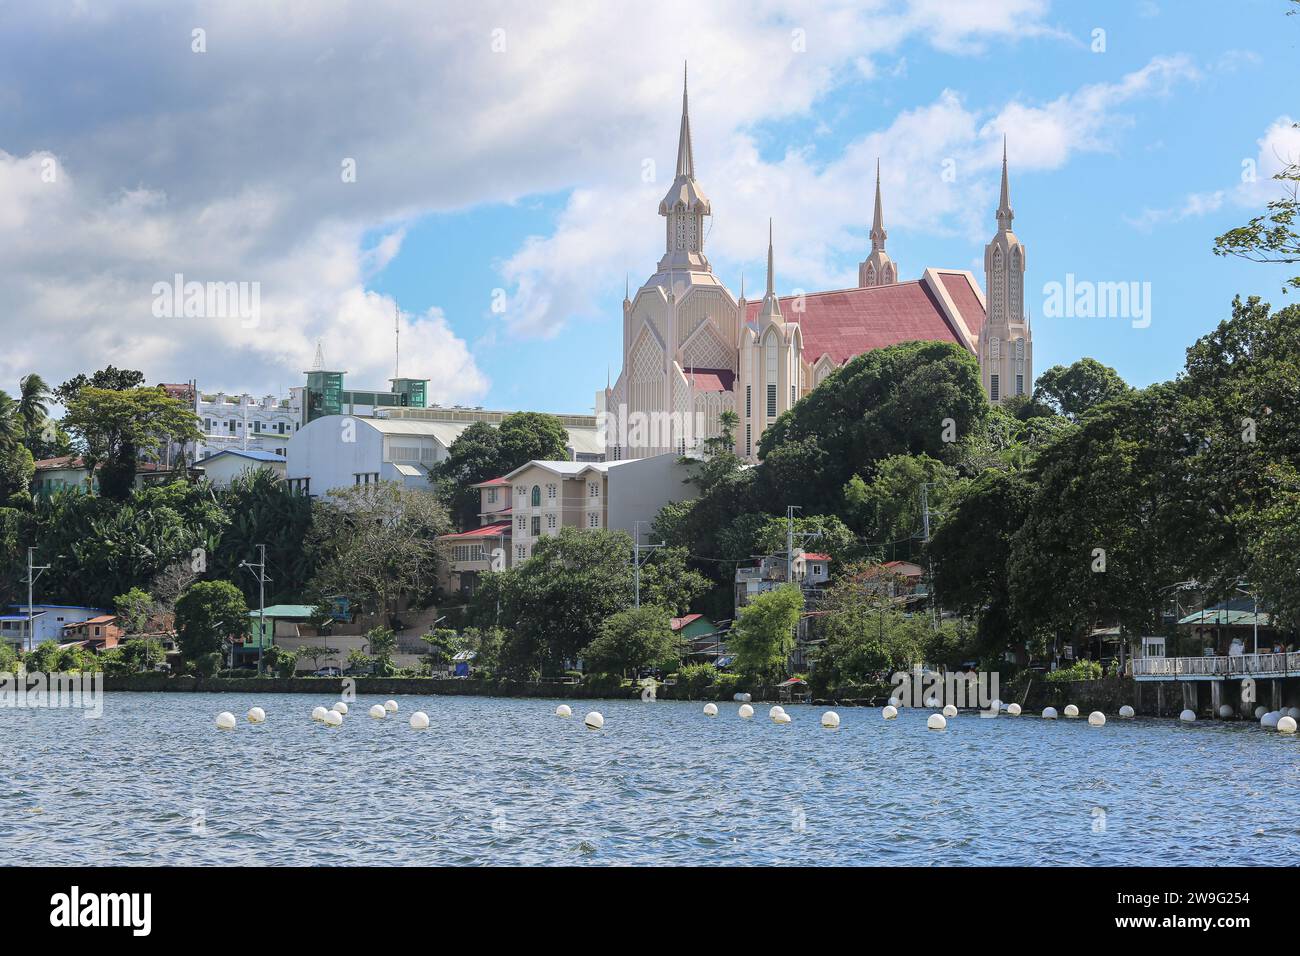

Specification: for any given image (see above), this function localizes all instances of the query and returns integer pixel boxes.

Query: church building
[602,71,1032,461]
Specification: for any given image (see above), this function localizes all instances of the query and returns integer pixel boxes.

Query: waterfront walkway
[1132,651,1300,681]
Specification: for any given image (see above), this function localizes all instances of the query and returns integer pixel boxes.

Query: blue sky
[1,1,1297,412]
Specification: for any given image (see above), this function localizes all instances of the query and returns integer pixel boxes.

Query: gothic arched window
[530,485,541,508]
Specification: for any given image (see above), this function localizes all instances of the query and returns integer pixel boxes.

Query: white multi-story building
[195,390,302,460]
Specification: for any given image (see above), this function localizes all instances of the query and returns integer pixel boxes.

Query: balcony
[1132,651,1300,681]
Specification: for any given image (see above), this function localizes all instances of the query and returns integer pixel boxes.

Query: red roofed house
[602,70,1030,461]
[61,615,125,652]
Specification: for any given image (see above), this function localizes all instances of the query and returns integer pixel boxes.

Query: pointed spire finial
[766,218,774,299]
[675,61,694,180]
[312,339,325,371]
[871,158,887,251]
[739,270,745,301]
[624,273,630,302]
[997,135,1013,229]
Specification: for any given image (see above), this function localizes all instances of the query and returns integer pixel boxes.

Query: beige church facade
[602,73,1032,461]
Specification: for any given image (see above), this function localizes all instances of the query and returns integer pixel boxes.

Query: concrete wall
[198,457,285,488]
[285,415,385,498]
[605,453,699,537]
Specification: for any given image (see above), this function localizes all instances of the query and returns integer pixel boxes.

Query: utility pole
[786,505,801,584]
[240,544,270,675]
[25,548,52,654]
[632,520,664,608]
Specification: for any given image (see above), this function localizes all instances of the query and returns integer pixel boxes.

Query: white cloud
[0,0,1164,396]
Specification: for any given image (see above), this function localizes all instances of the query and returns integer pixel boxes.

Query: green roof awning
[1178,609,1273,627]
[248,605,317,619]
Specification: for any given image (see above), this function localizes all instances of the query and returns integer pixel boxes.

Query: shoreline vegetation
[63,672,1174,716]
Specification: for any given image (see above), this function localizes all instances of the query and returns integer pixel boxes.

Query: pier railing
[1132,651,1300,679]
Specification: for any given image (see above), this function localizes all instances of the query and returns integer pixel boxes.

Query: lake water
[2,693,1297,865]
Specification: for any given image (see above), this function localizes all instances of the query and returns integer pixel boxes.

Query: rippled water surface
[2,693,1297,865]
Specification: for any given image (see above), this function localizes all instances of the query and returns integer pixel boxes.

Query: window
[745,385,751,418]
[531,485,541,508]
[613,445,621,461]
[547,483,557,500]
[767,384,777,418]
[745,423,752,458]
[588,512,600,528]
[253,420,262,433]
[515,545,526,562]
[588,482,600,498]
[1016,374,1024,396]
[791,384,795,407]
[516,516,526,532]
[547,514,557,530]
[487,488,498,504]
[353,472,379,485]
[531,516,541,536]
[204,418,212,432]
[516,486,526,498]
[227,420,236,433]
[990,374,1000,403]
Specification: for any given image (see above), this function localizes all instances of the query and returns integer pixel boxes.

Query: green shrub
[194,652,222,678]
[1045,659,1102,683]
[677,663,719,698]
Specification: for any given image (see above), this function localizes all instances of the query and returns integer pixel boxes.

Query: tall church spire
[858,158,897,287]
[675,62,694,180]
[657,63,711,274]
[870,158,887,251]
[996,135,1014,231]
[760,219,783,322]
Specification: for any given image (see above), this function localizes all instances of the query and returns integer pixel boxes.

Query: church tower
[980,139,1031,403]
[858,160,897,287]
[739,222,802,460]
[657,64,712,275]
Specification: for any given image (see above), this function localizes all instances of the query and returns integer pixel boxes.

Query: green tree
[53,365,145,405]
[581,605,680,676]
[307,482,449,623]
[421,627,463,670]
[1213,121,1300,293]
[114,587,154,635]
[496,411,570,466]
[62,387,201,500]
[471,527,635,677]
[729,583,803,682]
[755,340,987,514]
[1031,358,1130,422]
[294,645,337,671]
[430,421,505,529]
[365,625,397,676]
[174,580,248,664]
[211,468,315,606]
[27,639,62,672]
[634,546,710,616]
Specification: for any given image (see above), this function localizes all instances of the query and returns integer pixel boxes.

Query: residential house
[60,615,124,652]
[1,604,112,652]
[194,448,287,487]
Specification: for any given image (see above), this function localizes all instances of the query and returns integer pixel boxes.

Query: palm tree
[17,373,50,438]
[0,390,20,446]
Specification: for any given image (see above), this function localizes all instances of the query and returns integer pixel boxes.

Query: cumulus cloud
[0,0,1167,398]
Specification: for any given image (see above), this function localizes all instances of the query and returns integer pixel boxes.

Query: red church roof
[683,368,734,392]
[743,271,985,367]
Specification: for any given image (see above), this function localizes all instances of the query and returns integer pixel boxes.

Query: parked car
[313,667,342,677]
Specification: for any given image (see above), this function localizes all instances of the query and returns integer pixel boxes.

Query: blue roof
[199,449,286,463]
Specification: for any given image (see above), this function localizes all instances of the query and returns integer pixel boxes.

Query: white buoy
[1088,711,1105,726]
[924,697,940,708]
[989,699,1003,712]
[768,705,786,719]
[703,703,718,717]
[215,711,236,730]
[1180,709,1196,722]
[1278,716,1298,734]
[311,705,327,722]
[332,701,348,714]
[384,699,399,713]
[821,711,840,729]
[1254,706,1267,719]
[738,703,754,719]
[1261,711,1280,729]
[733,693,752,702]
[774,712,792,724]
[247,706,266,723]
[1042,707,1058,720]
[1218,704,1234,719]
[882,705,898,720]
[927,713,947,730]
[1118,705,1135,719]
[1064,704,1079,718]
[942,704,958,718]
[409,710,430,730]
[555,704,572,718]
[323,709,343,727]
[1007,703,1022,716]
[368,704,386,719]
[584,711,604,730]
